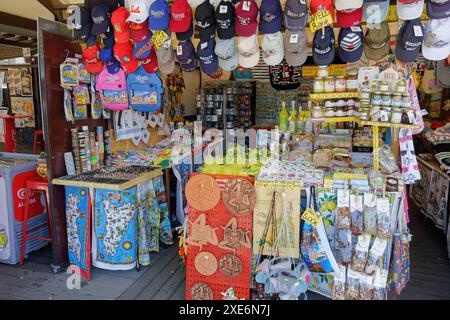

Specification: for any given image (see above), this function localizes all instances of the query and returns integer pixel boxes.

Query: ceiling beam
[0,12,37,31]
[0,39,37,49]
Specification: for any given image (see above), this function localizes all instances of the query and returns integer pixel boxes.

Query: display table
[53,165,167,279]
[0,115,33,153]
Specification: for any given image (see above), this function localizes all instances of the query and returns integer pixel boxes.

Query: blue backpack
[126,66,164,112]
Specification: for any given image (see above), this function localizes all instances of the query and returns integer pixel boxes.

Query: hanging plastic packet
[77,62,91,84]
[60,58,79,88]
[363,192,378,236]
[346,268,360,300]
[376,197,392,239]
[90,76,102,119]
[63,88,74,122]
[373,268,389,300]
[73,101,88,120]
[351,234,371,272]
[365,237,388,275]
[359,272,375,300]
[335,189,352,265]
[331,265,347,300]
[73,84,90,106]
[350,192,364,235]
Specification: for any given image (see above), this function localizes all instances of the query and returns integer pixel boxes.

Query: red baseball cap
[170,0,192,33]
[235,0,259,37]
[82,43,104,74]
[111,7,130,33]
[310,0,334,22]
[131,23,151,42]
[140,49,158,73]
[336,7,362,28]
[114,42,139,73]
[114,28,131,43]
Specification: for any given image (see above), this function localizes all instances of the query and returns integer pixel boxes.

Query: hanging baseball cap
[312,26,335,66]
[338,25,364,62]
[175,21,194,41]
[215,38,238,71]
[310,0,335,22]
[335,0,363,11]
[197,39,219,75]
[235,0,259,37]
[170,0,192,33]
[395,19,424,62]
[397,0,424,20]
[188,0,204,7]
[91,5,111,35]
[336,7,363,27]
[149,0,170,30]
[364,21,391,60]
[86,0,120,12]
[261,32,284,66]
[156,39,175,74]
[82,43,104,74]
[114,42,140,73]
[140,48,159,73]
[103,30,115,48]
[237,33,260,68]
[422,17,450,61]
[215,0,235,39]
[259,0,283,34]
[176,39,197,71]
[363,0,389,25]
[284,0,308,31]
[99,47,121,74]
[127,0,150,23]
[284,29,307,66]
[73,7,92,41]
[114,28,131,43]
[86,35,97,47]
[426,0,450,19]
[133,37,154,59]
[111,7,130,32]
[195,0,216,41]
[130,20,151,42]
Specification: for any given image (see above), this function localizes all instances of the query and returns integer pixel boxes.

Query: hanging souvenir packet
[90,76,102,119]
[350,193,364,235]
[376,197,392,239]
[127,66,164,112]
[346,268,360,300]
[60,59,79,88]
[77,63,91,84]
[399,128,421,184]
[64,89,75,122]
[373,268,389,300]
[73,84,90,105]
[363,192,378,236]
[331,265,347,300]
[335,189,352,265]
[351,234,371,272]
[364,237,388,275]
[73,101,88,120]
[96,67,128,111]
[359,272,375,300]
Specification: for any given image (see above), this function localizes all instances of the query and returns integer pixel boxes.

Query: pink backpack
[95,67,129,111]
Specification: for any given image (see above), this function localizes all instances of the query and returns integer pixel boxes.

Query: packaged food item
[331,265,347,300]
[376,197,392,239]
[346,268,360,300]
[335,190,352,265]
[379,80,390,92]
[351,234,371,272]
[363,193,378,236]
[317,66,329,77]
[359,273,375,300]
[350,193,364,235]
[335,76,346,92]
[364,237,387,275]
[324,77,335,93]
[314,77,324,93]
[373,268,389,300]
[391,108,402,124]
[346,75,358,92]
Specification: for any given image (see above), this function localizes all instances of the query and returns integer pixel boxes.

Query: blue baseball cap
[86,34,98,47]
[149,0,170,30]
[259,0,283,34]
[133,36,154,59]
[176,39,197,71]
[197,39,218,75]
[74,6,92,41]
[91,4,111,35]
[99,47,121,73]
[312,26,335,66]
[338,26,364,63]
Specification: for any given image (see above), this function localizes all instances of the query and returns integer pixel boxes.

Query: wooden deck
[0,200,449,300]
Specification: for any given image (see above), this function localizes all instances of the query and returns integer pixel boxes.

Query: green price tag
[309,10,333,33]
[151,30,169,50]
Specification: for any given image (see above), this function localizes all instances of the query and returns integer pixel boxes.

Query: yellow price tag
[301,208,322,227]
[151,30,169,50]
[309,10,333,33]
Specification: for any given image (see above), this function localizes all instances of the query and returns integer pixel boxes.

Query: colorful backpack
[95,66,128,111]
[126,66,164,112]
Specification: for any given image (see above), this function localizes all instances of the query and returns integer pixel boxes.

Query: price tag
[242,0,251,11]
[201,42,208,50]
[419,109,428,116]
[413,25,423,37]
[219,5,228,13]
[177,45,183,55]
[350,26,362,32]
[289,33,299,43]
[309,10,333,33]
[151,30,169,50]
[301,208,322,227]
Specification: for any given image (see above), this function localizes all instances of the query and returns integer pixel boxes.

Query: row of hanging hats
[74,0,450,77]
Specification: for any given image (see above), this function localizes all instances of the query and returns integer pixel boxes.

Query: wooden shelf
[308,92,359,101]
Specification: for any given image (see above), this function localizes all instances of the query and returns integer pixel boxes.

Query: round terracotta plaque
[218,253,243,277]
[195,252,218,276]
[190,282,214,300]
[222,178,256,216]
[185,174,221,211]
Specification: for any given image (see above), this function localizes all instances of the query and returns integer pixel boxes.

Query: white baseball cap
[127,0,150,23]
[215,38,238,71]
[335,0,363,11]
[397,0,424,20]
[238,34,260,68]
[261,32,284,66]
[422,17,450,61]
[363,1,389,25]
[284,29,308,66]
[188,0,206,7]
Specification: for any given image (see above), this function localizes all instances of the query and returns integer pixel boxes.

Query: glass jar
[402,94,412,108]
[381,93,392,107]
[379,81,390,92]
[325,106,336,117]
[359,89,371,100]
[335,76,346,92]
[391,108,402,124]
[396,79,407,93]
[324,77,335,93]
[346,75,358,92]
[359,107,370,120]
[392,92,402,107]
[336,107,345,117]
[317,66,329,77]
[371,91,382,106]
[312,106,324,118]
[314,77,324,93]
